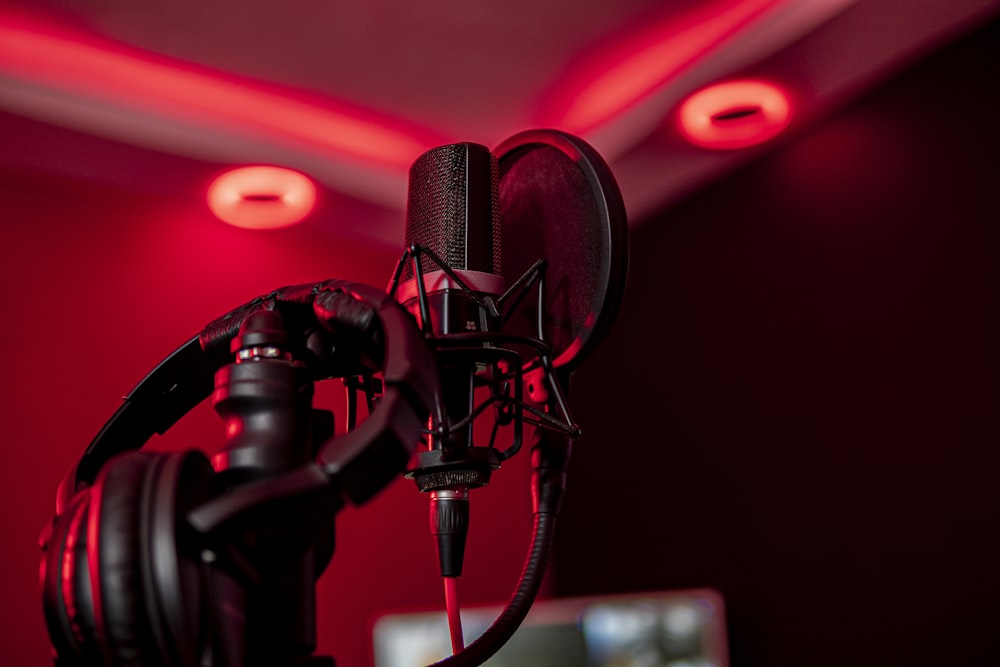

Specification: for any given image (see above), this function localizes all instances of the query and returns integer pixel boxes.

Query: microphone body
[398,142,503,577]
[401,141,503,456]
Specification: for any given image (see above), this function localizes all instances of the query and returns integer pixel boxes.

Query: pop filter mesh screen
[499,145,606,367]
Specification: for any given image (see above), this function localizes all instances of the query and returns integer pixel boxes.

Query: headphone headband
[58,279,439,513]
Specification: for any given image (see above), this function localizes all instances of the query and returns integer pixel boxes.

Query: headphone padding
[144,450,217,667]
[90,451,162,666]
[41,492,99,664]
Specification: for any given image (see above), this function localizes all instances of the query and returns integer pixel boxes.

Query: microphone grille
[405,143,500,276]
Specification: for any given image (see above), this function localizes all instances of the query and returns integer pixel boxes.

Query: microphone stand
[203,309,338,667]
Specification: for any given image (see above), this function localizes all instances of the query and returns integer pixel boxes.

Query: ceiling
[1,0,998,249]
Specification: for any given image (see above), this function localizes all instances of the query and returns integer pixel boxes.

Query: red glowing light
[207,166,317,230]
[548,0,785,133]
[677,79,792,149]
[0,12,440,170]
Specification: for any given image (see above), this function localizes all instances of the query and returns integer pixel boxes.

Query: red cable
[444,576,465,654]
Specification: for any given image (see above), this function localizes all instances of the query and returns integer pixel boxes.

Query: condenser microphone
[395,142,504,580]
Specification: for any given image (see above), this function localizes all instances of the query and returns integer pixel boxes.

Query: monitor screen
[372,588,729,667]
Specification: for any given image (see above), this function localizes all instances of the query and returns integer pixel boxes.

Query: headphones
[39,279,441,667]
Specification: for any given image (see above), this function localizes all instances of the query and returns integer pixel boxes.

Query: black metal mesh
[404,143,500,278]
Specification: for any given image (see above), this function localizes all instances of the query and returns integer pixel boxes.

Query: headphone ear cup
[89,451,165,665]
[87,449,218,667]
[141,450,219,667]
[40,490,103,666]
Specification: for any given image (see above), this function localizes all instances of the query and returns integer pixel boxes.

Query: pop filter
[495,129,629,372]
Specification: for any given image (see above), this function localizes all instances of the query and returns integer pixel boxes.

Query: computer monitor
[372,588,729,667]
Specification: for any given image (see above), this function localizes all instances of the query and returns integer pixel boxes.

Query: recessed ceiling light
[207,166,317,230]
[677,79,792,149]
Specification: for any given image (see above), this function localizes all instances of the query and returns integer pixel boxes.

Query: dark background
[556,16,1000,667]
